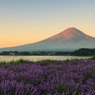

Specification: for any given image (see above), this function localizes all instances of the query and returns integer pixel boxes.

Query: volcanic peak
[50,27,90,39]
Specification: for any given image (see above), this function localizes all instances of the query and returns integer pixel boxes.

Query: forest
[71,48,95,56]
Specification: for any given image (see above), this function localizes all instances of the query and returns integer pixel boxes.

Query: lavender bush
[0,60,95,95]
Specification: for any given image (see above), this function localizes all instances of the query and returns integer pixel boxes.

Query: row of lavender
[0,60,95,95]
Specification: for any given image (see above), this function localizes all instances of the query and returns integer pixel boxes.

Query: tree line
[0,51,72,55]
[70,48,95,56]
[0,48,95,56]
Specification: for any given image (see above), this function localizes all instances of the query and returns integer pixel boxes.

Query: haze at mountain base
[0,27,95,52]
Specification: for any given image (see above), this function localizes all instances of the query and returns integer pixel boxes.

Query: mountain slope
[50,27,93,39]
[0,27,95,52]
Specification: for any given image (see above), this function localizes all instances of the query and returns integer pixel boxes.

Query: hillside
[0,27,95,52]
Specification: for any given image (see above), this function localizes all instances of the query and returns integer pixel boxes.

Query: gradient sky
[0,0,95,48]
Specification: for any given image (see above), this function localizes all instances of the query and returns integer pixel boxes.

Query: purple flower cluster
[0,60,95,95]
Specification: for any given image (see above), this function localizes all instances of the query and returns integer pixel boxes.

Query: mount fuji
[0,27,95,52]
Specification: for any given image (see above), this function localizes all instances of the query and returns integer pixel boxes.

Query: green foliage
[90,55,95,59]
[71,48,95,56]
[0,59,29,65]
[34,59,59,63]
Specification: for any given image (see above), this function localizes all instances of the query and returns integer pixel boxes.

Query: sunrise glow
[0,0,95,48]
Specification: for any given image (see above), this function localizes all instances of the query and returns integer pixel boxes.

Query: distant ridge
[0,27,95,52]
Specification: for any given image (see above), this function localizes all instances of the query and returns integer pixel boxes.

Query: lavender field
[0,59,95,95]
